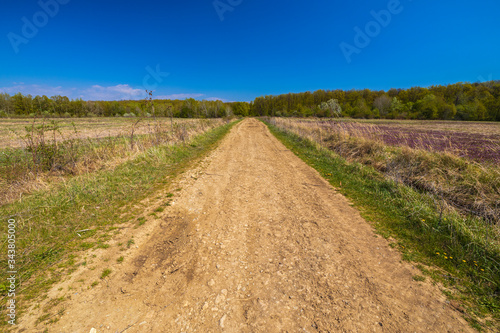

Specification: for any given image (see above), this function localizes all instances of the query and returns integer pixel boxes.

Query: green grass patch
[137,217,146,226]
[96,243,110,249]
[412,275,426,282]
[263,120,500,330]
[100,269,112,279]
[126,238,135,248]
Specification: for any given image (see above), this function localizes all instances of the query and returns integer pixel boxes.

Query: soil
[16,118,474,332]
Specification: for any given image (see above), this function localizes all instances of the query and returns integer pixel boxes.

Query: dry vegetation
[0,117,230,206]
[268,117,500,225]
[340,118,500,136]
[293,118,500,163]
[0,117,214,149]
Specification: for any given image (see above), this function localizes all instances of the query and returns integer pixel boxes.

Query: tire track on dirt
[17,118,473,332]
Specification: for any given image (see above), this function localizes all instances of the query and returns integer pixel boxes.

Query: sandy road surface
[18,118,473,332]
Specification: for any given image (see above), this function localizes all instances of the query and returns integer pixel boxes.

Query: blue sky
[1,0,499,102]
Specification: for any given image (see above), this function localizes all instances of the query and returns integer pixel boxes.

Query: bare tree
[374,95,392,116]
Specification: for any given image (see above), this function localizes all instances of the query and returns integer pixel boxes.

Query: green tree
[352,99,371,118]
[414,94,439,119]
[390,97,406,118]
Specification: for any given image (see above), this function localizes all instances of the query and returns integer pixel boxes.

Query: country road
[18,118,473,332]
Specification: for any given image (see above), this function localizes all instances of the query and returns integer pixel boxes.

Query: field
[1,117,499,331]
[0,117,230,206]
[4,119,483,332]
[296,119,500,164]
[269,118,500,222]
[0,117,211,149]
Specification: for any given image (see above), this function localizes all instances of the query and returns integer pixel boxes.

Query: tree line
[251,81,500,121]
[0,93,239,118]
[1,81,499,120]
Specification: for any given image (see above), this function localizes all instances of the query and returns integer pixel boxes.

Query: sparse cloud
[79,85,144,101]
[0,83,71,97]
[0,83,143,100]
[0,83,226,102]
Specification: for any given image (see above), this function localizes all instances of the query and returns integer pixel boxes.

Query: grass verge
[0,119,239,327]
[263,120,499,332]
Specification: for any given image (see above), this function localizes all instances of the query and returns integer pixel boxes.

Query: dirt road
[18,119,473,332]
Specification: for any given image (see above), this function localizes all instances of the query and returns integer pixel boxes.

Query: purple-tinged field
[310,120,500,164]
[377,125,499,163]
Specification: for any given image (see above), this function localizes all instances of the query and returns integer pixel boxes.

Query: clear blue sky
[1,0,499,101]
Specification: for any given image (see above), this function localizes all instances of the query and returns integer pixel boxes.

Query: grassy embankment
[262,118,500,331]
[0,118,226,206]
[0,118,239,327]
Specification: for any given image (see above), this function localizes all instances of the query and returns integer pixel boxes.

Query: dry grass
[0,117,230,206]
[0,117,210,148]
[267,117,500,225]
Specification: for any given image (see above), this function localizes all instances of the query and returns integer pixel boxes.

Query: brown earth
[17,118,474,332]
